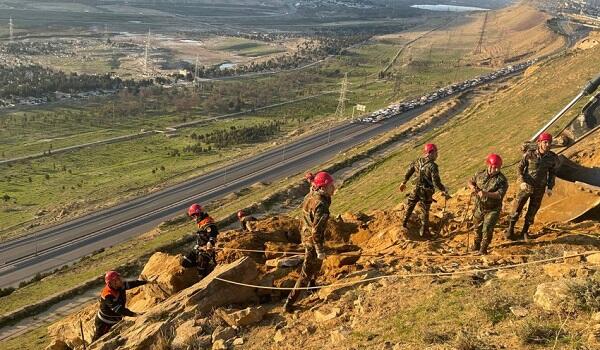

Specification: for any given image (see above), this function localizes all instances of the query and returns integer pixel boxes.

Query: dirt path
[0,289,97,342]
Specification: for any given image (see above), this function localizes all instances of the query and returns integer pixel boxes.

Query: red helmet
[237,210,246,219]
[187,203,204,217]
[486,153,503,168]
[424,143,438,154]
[105,271,121,285]
[537,132,553,143]
[312,171,334,188]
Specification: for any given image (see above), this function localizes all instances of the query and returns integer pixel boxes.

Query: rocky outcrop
[88,257,259,350]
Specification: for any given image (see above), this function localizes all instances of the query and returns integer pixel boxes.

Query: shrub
[569,277,600,312]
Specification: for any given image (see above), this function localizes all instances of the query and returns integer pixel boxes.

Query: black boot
[283,299,294,313]
[479,239,490,255]
[505,220,517,240]
[520,223,530,241]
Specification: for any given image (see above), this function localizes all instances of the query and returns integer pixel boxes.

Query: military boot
[505,219,517,240]
[471,239,481,252]
[479,239,490,255]
[520,223,530,241]
[283,299,295,313]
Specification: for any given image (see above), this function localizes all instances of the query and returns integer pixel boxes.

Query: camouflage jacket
[301,189,331,243]
[518,149,560,190]
[403,157,446,193]
[470,170,509,211]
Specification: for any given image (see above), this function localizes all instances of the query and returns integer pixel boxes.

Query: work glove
[546,189,553,197]
[206,241,214,251]
[399,183,407,192]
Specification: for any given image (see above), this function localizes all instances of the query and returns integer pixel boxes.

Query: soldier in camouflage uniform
[284,171,335,313]
[467,154,509,255]
[507,132,560,240]
[399,143,449,237]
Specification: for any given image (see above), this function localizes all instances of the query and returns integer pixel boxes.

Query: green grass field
[331,45,600,214]
[0,15,505,241]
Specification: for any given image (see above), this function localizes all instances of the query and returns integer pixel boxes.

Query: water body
[411,4,489,12]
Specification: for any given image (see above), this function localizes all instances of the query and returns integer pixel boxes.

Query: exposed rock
[47,303,96,349]
[212,326,236,343]
[212,339,228,350]
[533,281,571,312]
[87,258,258,350]
[44,340,70,350]
[323,251,361,269]
[587,253,600,264]
[216,306,266,327]
[496,269,524,280]
[233,337,244,346]
[314,307,342,323]
[171,319,203,350]
[128,252,199,311]
[273,329,287,343]
[542,263,576,279]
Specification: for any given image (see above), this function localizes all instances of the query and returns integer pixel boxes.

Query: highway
[0,102,437,288]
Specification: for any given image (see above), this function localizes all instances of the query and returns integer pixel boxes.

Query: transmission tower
[474,12,488,54]
[194,55,199,87]
[9,17,13,42]
[144,29,151,76]
[335,72,349,118]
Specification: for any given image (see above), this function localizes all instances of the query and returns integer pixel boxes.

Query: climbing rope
[216,246,535,259]
[214,250,600,291]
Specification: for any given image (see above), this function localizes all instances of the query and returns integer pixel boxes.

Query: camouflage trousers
[286,229,323,305]
[473,207,500,253]
[510,188,545,225]
[403,187,434,232]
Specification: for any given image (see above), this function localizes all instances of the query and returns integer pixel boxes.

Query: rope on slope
[214,250,600,291]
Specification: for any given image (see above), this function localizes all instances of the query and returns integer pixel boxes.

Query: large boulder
[127,252,199,311]
[47,303,97,350]
[533,281,572,312]
[88,257,259,350]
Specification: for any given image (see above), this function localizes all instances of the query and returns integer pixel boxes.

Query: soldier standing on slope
[506,132,560,240]
[399,143,450,237]
[284,171,335,313]
[467,154,509,255]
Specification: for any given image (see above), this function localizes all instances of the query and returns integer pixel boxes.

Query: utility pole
[144,29,151,76]
[9,17,13,43]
